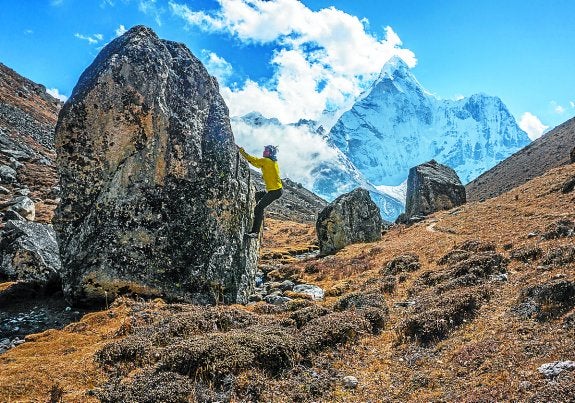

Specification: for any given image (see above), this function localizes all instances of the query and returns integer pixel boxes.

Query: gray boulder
[7,196,35,221]
[53,26,258,306]
[0,165,17,183]
[316,188,382,255]
[0,220,61,288]
[401,160,466,222]
[538,361,575,379]
[293,284,325,301]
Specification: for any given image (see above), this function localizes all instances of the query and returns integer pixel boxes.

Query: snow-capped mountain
[231,113,404,222]
[328,56,531,186]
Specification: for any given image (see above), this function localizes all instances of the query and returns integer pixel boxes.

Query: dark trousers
[251,188,283,233]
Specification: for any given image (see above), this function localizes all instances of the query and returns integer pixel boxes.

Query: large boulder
[316,188,382,255]
[0,220,61,289]
[401,160,466,222]
[54,26,258,306]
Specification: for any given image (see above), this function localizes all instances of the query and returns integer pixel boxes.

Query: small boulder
[400,160,466,223]
[342,375,358,389]
[7,196,35,221]
[538,361,575,379]
[316,188,382,255]
[293,284,325,301]
[0,220,61,289]
[0,165,17,183]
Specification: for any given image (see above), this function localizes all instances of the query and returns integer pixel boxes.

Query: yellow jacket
[239,148,283,191]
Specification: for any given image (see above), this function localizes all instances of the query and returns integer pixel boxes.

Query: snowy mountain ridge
[328,57,531,186]
[232,57,531,222]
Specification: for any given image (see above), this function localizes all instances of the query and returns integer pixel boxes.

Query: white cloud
[115,24,128,37]
[24,29,34,35]
[74,33,104,44]
[46,88,68,102]
[169,0,416,124]
[570,101,575,108]
[139,0,165,26]
[232,119,340,189]
[100,0,115,7]
[550,100,566,114]
[202,51,233,84]
[51,0,64,6]
[519,112,548,141]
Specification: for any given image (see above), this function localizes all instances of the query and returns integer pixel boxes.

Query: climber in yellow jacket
[238,144,283,238]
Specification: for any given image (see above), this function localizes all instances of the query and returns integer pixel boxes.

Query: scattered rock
[2,210,25,222]
[437,249,473,266]
[53,26,258,306]
[342,375,358,389]
[0,186,9,195]
[316,188,382,255]
[14,188,29,196]
[562,176,575,193]
[1,148,32,161]
[538,361,575,379]
[278,280,295,292]
[6,196,35,220]
[400,160,466,223]
[563,312,575,329]
[0,220,61,288]
[292,284,325,301]
[47,186,60,199]
[0,165,17,183]
[264,295,292,305]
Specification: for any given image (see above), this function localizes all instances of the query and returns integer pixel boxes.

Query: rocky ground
[0,162,573,402]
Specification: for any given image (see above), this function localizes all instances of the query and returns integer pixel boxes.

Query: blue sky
[1,0,574,140]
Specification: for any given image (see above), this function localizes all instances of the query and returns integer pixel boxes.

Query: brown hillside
[1,162,574,402]
[0,63,61,224]
[466,116,575,202]
[0,62,61,148]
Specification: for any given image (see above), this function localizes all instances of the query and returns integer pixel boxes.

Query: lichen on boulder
[54,26,258,306]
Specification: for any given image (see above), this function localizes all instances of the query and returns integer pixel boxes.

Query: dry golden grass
[0,163,573,401]
[258,218,318,262]
[272,163,575,401]
[0,304,131,402]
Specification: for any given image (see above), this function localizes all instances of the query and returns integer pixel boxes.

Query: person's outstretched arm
[238,146,264,168]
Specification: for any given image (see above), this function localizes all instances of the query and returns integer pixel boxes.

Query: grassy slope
[0,163,574,401]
